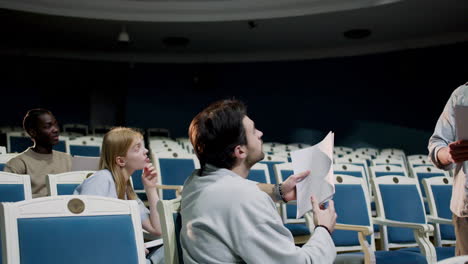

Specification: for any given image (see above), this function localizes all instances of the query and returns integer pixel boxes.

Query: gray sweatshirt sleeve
[234,188,336,264]
[428,88,459,171]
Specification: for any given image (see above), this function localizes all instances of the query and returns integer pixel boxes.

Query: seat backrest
[333,163,369,194]
[370,164,407,179]
[7,132,69,154]
[412,166,450,197]
[334,146,353,154]
[47,171,96,196]
[153,152,199,200]
[332,174,375,252]
[68,137,102,157]
[422,176,455,245]
[371,158,406,168]
[273,163,305,224]
[372,175,426,248]
[341,153,373,163]
[0,172,32,202]
[0,195,146,264]
[247,163,271,184]
[0,172,32,264]
[157,197,183,264]
[6,132,31,153]
[354,147,379,158]
[259,155,288,184]
[380,148,405,157]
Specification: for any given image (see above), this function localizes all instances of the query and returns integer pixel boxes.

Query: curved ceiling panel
[0,0,400,22]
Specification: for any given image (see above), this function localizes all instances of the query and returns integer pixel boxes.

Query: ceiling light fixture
[118,25,130,42]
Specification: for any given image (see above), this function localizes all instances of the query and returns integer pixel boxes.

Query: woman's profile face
[124,138,150,171]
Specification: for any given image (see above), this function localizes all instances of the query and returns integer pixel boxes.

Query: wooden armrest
[335,224,373,236]
[156,184,183,197]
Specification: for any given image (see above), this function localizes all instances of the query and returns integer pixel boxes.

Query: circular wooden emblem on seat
[348,158,352,162]
[443,178,449,184]
[268,156,272,161]
[336,176,343,183]
[393,177,399,184]
[355,155,360,158]
[173,152,178,158]
[426,167,432,172]
[164,144,168,147]
[422,160,426,164]
[386,159,389,163]
[68,198,85,214]
[386,166,391,171]
[168,148,172,151]
[82,141,87,145]
[342,165,347,170]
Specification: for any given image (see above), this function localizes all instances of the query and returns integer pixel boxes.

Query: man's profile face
[31,113,60,147]
[243,116,264,167]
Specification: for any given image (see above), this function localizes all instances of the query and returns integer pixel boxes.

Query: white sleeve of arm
[428,89,458,170]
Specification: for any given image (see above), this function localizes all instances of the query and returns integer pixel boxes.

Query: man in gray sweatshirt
[181,99,337,263]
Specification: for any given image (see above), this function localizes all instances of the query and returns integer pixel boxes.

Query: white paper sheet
[144,238,164,248]
[291,132,335,218]
[455,105,468,141]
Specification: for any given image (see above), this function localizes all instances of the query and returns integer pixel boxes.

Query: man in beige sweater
[4,109,72,198]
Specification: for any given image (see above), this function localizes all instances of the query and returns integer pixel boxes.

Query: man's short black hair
[23,108,53,137]
[189,99,247,171]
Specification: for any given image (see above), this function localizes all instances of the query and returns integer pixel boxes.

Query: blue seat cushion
[131,170,144,190]
[159,159,195,200]
[17,215,139,264]
[431,185,455,241]
[248,169,268,183]
[259,161,285,184]
[57,184,80,195]
[70,145,100,157]
[380,184,425,244]
[399,246,455,261]
[337,250,427,264]
[0,184,25,202]
[332,184,371,246]
[284,223,310,236]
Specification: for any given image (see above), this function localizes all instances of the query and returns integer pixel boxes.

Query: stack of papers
[455,105,468,140]
[291,131,335,218]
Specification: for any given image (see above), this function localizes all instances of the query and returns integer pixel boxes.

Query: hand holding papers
[291,132,335,218]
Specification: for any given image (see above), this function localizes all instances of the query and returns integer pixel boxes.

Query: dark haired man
[4,109,72,197]
[181,100,337,263]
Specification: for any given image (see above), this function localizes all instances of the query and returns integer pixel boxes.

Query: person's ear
[233,145,247,159]
[28,129,37,139]
[116,156,126,167]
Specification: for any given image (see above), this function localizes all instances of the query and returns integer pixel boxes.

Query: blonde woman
[74,127,163,263]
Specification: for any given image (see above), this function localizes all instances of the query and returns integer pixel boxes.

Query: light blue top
[74,169,150,223]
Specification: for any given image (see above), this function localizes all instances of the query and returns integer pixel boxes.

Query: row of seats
[157,174,456,264]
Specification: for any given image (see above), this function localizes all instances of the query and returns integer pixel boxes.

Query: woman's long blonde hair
[99,127,142,200]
